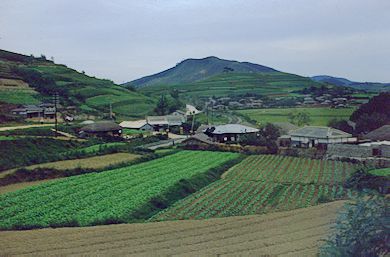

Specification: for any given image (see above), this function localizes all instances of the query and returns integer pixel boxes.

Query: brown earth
[0,200,345,257]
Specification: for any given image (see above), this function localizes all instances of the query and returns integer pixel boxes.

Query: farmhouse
[146,115,185,131]
[11,104,56,119]
[204,124,259,143]
[79,121,122,137]
[327,141,390,166]
[119,120,153,131]
[363,125,390,141]
[289,126,356,148]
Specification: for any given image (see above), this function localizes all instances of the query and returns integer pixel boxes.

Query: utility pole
[53,92,59,137]
[191,111,196,135]
[109,103,113,120]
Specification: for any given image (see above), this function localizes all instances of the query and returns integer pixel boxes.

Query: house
[289,126,357,148]
[186,104,202,115]
[363,125,390,141]
[204,124,259,143]
[146,115,184,131]
[327,141,390,166]
[79,121,122,137]
[119,120,153,131]
[11,104,56,119]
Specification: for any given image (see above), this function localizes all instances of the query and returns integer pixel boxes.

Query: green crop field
[0,151,239,230]
[368,167,390,177]
[237,107,355,126]
[152,155,359,221]
[140,72,323,99]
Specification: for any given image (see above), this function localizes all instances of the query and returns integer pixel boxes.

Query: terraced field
[153,155,358,221]
[0,151,239,229]
[0,200,345,257]
[237,107,355,126]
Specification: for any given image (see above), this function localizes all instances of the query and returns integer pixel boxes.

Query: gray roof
[363,125,390,141]
[289,126,352,139]
[80,121,122,133]
[206,124,259,135]
[272,122,298,135]
[147,115,184,126]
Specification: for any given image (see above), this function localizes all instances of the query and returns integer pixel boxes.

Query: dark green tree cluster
[328,119,354,134]
[288,112,311,126]
[351,92,390,133]
[154,90,185,115]
[239,123,280,153]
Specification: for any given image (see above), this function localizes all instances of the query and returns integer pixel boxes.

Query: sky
[1,0,390,84]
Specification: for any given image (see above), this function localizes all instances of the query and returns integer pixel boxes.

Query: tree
[355,113,387,134]
[350,92,390,132]
[328,119,354,134]
[288,112,311,126]
[154,95,169,115]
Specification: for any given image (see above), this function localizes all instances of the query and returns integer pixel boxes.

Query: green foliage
[351,92,390,133]
[288,111,311,126]
[0,138,86,171]
[0,151,240,229]
[328,118,354,134]
[320,193,388,257]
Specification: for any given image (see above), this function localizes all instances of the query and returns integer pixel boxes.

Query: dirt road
[0,201,345,257]
[0,124,54,131]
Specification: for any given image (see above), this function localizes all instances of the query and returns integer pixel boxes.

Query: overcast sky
[1,0,389,83]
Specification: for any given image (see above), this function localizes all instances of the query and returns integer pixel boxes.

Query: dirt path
[0,124,54,131]
[0,201,345,257]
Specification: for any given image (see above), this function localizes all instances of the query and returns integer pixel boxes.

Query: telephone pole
[53,92,59,137]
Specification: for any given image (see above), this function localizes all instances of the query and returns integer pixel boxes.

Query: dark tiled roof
[290,126,352,139]
[363,125,390,141]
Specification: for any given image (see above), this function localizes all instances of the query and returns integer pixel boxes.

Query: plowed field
[0,201,345,257]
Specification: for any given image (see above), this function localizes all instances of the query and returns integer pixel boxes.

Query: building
[79,121,122,137]
[146,115,185,131]
[326,141,390,167]
[11,104,56,119]
[119,120,153,131]
[289,126,357,148]
[363,125,390,141]
[204,124,259,143]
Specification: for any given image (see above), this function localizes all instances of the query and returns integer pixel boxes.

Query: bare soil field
[0,200,345,257]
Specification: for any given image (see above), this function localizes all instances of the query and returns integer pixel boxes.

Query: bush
[320,193,388,257]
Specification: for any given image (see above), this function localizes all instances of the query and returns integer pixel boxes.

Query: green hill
[124,56,277,88]
[125,56,327,101]
[140,71,324,99]
[312,75,390,92]
[0,49,155,119]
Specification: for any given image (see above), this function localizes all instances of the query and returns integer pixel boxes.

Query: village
[8,98,390,168]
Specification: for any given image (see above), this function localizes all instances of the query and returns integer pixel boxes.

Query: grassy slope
[0,50,155,119]
[237,107,355,126]
[140,72,324,99]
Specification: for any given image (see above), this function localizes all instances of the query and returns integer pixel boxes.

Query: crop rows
[0,151,239,229]
[152,155,358,221]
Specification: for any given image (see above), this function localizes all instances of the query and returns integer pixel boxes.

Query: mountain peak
[124,57,277,88]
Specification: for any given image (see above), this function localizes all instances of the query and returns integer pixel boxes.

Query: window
[372,148,381,156]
